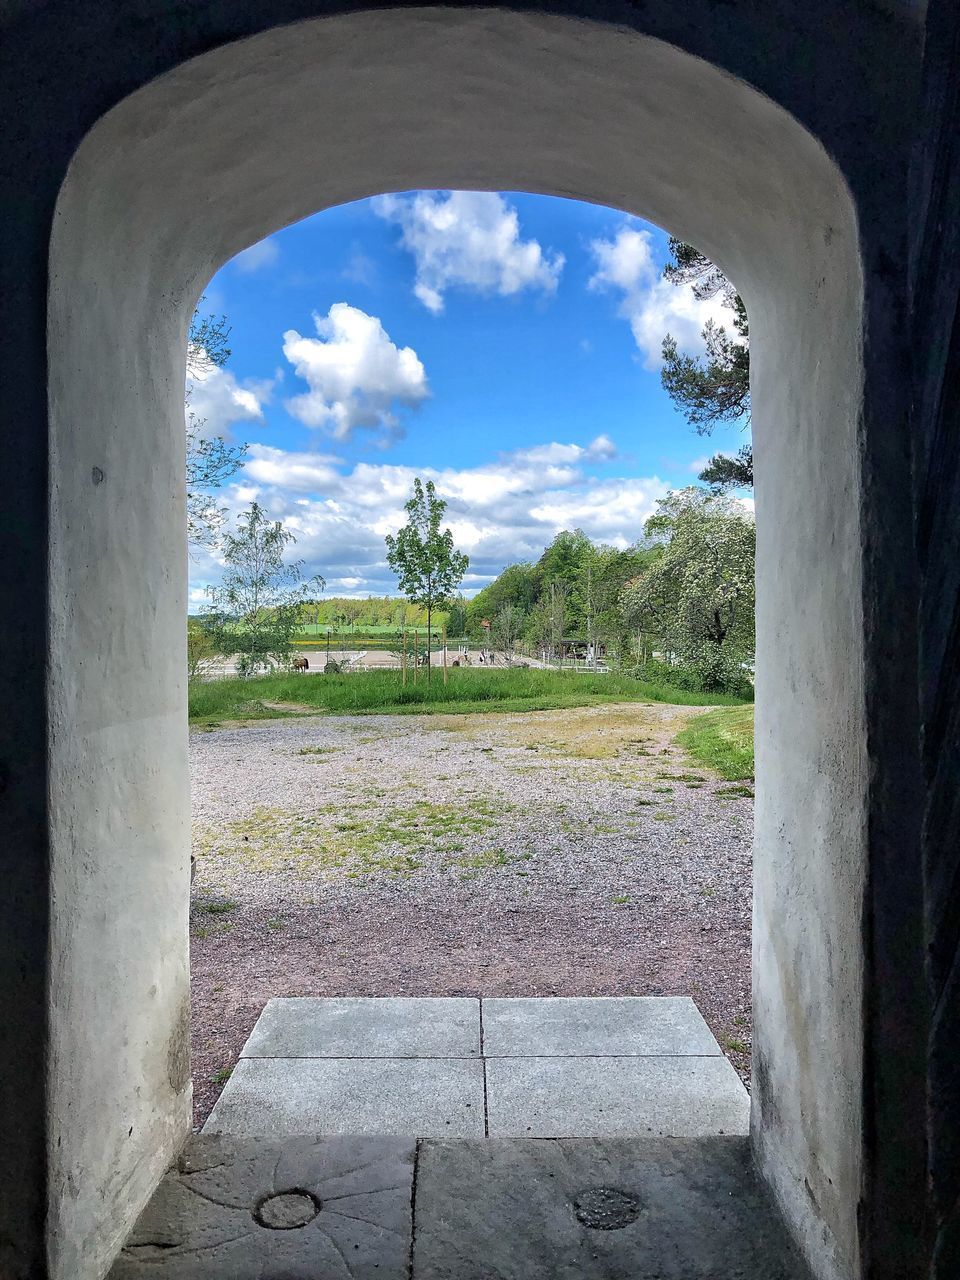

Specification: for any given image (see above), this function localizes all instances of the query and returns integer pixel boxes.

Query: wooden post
[402,630,407,686]
[442,626,448,686]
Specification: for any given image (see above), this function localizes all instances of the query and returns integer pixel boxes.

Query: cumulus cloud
[233,237,280,273]
[185,362,273,440]
[191,434,672,600]
[282,303,428,443]
[512,435,617,465]
[374,191,564,313]
[588,226,731,369]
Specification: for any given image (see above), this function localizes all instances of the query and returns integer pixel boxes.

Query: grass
[194,796,504,880]
[188,668,750,727]
[675,704,755,781]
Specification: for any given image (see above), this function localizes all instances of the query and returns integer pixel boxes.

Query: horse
[292,655,309,672]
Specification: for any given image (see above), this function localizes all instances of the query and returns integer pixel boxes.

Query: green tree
[384,478,469,681]
[659,239,752,491]
[621,487,755,691]
[446,596,468,638]
[492,604,525,663]
[186,301,248,545]
[203,502,324,676]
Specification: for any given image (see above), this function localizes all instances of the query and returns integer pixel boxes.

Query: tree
[659,239,753,491]
[492,604,525,663]
[202,502,324,676]
[384,478,469,682]
[446,596,468,638]
[186,302,248,546]
[530,578,569,665]
[621,487,755,691]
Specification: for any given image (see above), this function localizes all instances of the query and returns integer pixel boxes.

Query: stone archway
[0,4,935,1280]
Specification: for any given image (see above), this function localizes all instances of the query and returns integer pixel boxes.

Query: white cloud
[185,362,272,440]
[588,226,731,369]
[282,303,429,443]
[374,191,564,313]
[512,435,617,465]
[193,434,673,599]
[233,237,279,273]
[243,444,344,493]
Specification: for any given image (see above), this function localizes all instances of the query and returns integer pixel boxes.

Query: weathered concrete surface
[203,1057,486,1137]
[413,1136,812,1279]
[485,1056,749,1138]
[482,996,720,1057]
[108,1134,415,1279]
[206,997,745,1141]
[242,996,480,1059]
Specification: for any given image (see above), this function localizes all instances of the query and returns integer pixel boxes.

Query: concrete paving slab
[242,996,480,1059]
[108,1134,415,1279]
[485,1055,749,1137]
[203,1056,485,1137]
[482,996,721,1057]
[412,1136,811,1279]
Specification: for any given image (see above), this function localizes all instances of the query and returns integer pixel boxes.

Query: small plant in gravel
[297,746,338,757]
[652,786,673,794]
[717,784,755,798]
[212,1067,233,1085]
[448,847,530,878]
[611,894,631,905]
[725,1037,748,1054]
[653,811,676,821]
[195,897,238,915]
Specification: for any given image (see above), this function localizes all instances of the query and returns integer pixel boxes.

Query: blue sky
[187,190,749,603]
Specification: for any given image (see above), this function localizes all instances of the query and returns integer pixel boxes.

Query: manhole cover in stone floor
[573,1186,642,1230]
[253,1190,321,1229]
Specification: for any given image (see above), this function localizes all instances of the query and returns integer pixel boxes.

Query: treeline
[297,597,450,631]
[461,488,756,695]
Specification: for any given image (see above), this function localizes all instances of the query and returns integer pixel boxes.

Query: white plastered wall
[48,10,865,1279]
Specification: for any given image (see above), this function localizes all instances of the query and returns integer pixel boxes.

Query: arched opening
[182,187,759,1136]
[47,11,865,1279]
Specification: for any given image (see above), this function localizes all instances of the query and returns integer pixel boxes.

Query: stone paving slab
[242,996,481,1059]
[482,996,721,1057]
[485,1055,749,1137]
[108,1134,415,1279]
[412,1136,810,1279]
[204,1056,485,1137]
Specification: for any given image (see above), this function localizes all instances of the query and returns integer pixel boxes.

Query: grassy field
[188,667,751,727]
[675,704,755,781]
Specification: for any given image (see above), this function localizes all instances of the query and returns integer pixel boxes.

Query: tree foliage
[660,239,753,491]
[621,488,755,691]
[384,478,469,680]
[186,302,248,546]
[202,502,324,676]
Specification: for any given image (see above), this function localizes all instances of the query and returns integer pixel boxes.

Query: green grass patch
[675,705,755,781]
[194,796,504,880]
[189,668,749,727]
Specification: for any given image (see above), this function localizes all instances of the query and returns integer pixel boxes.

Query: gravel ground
[190,701,753,1127]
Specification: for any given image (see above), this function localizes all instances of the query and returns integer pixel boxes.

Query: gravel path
[190,701,753,1127]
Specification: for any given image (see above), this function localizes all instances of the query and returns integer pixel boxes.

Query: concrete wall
[0,3,932,1279]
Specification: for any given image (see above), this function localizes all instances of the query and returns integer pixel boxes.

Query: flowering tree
[621,487,755,690]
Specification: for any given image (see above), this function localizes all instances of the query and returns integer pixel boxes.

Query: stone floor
[109,1135,811,1278]
[202,996,750,1138]
[109,999,811,1277]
